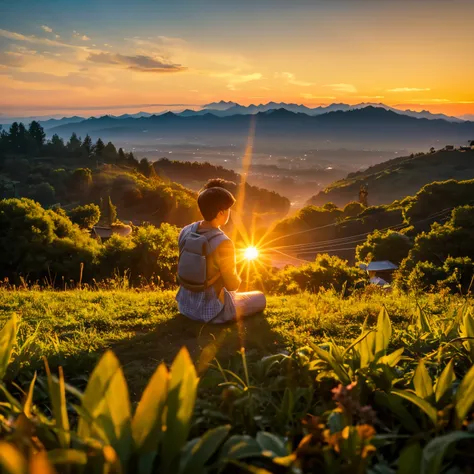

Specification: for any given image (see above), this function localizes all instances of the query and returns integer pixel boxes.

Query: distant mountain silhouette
[179,101,464,122]
[49,106,474,152]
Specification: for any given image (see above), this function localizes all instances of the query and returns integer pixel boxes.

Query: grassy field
[0,287,460,398]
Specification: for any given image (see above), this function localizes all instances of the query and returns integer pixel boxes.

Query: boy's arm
[216,240,241,291]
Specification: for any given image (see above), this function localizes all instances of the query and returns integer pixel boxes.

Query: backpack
[177,222,229,292]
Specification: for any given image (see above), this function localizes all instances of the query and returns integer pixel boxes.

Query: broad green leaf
[391,389,437,425]
[78,350,132,466]
[434,359,455,402]
[360,331,376,368]
[455,363,474,423]
[379,348,404,367]
[415,305,432,334]
[309,342,351,385]
[460,311,474,360]
[47,449,88,466]
[256,432,288,457]
[161,347,199,472]
[0,442,27,474]
[374,392,420,433]
[413,361,433,401]
[0,315,17,380]
[342,330,375,358]
[23,371,37,418]
[219,435,263,461]
[180,425,231,474]
[375,307,392,356]
[132,363,169,454]
[421,432,474,474]
[44,361,70,448]
[397,442,422,474]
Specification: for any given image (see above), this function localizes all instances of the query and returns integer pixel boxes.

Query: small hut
[359,260,398,286]
[91,224,132,242]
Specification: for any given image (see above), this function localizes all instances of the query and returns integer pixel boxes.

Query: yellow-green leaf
[47,449,88,466]
[161,347,199,472]
[132,363,169,453]
[0,442,27,474]
[375,307,392,356]
[460,311,474,360]
[78,350,132,466]
[415,305,432,334]
[0,315,17,380]
[413,361,433,400]
[421,432,474,474]
[309,342,351,384]
[397,442,422,474]
[379,348,404,367]
[23,371,37,418]
[391,389,437,425]
[455,363,474,423]
[180,425,231,474]
[434,359,455,403]
[44,361,70,448]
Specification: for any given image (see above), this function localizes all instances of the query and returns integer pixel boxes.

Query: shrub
[356,229,413,265]
[69,203,101,229]
[269,253,365,294]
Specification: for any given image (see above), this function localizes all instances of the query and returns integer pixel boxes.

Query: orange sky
[1,0,473,118]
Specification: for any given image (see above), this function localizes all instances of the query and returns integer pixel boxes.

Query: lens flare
[244,246,259,261]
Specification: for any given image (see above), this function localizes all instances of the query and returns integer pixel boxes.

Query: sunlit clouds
[0,0,473,116]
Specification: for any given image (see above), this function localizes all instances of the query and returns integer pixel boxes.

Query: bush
[268,253,365,294]
[343,201,365,218]
[356,229,413,265]
[69,204,101,229]
[0,198,99,283]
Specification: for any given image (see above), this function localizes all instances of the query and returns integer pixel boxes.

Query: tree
[118,148,126,162]
[343,201,365,218]
[69,204,101,229]
[8,122,20,151]
[138,158,154,177]
[82,134,93,157]
[67,133,82,156]
[94,138,105,157]
[102,196,117,227]
[47,134,66,157]
[359,184,369,207]
[429,147,435,154]
[0,198,99,282]
[103,141,118,161]
[26,182,56,207]
[28,121,46,148]
[71,168,92,194]
[356,229,413,265]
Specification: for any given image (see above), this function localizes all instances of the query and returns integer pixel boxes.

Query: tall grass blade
[0,315,17,380]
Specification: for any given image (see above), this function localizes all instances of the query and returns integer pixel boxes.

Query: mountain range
[46,106,474,152]
[0,100,467,132]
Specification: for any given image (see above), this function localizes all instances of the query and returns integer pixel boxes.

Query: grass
[0,287,462,399]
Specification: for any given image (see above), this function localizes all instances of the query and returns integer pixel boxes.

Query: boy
[176,184,266,323]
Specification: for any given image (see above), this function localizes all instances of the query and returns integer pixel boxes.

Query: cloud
[41,25,53,33]
[325,83,358,93]
[0,51,26,68]
[0,28,81,49]
[87,51,186,72]
[277,72,314,87]
[301,93,336,100]
[358,95,385,99]
[73,31,90,41]
[388,87,431,92]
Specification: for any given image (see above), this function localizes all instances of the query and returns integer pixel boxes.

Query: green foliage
[268,254,364,294]
[343,201,365,218]
[0,198,99,283]
[356,229,413,264]
[100,223,179,285]
[69,203,101,229]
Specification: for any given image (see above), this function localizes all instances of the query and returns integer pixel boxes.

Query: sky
[1,0,474,118]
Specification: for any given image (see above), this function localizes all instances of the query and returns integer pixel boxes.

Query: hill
[153,158,291,219]
[308,148,474,207]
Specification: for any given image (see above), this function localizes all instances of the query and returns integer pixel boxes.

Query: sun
[244,246,259,261]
